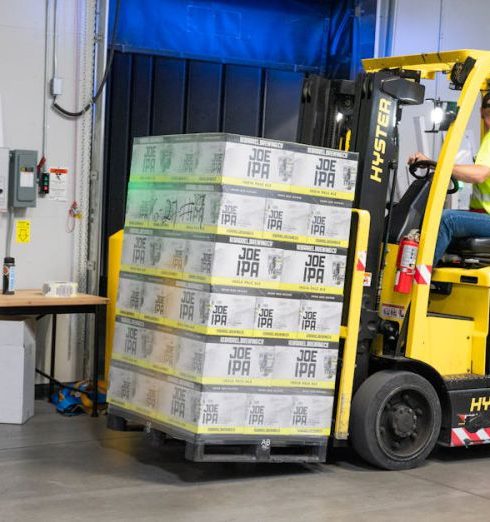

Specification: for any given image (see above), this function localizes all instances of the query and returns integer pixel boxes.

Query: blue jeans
[434,209,490,264]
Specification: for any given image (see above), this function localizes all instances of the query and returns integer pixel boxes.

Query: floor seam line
[403,470,490,501]
[0,433,138,453]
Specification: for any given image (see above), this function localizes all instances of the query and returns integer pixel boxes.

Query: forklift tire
[350,370,441,470]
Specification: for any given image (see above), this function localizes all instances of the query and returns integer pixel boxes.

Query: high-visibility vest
[470,132,490,213]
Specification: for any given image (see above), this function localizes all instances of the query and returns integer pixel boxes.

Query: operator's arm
[451,164,490,184]
[408,152,490,183]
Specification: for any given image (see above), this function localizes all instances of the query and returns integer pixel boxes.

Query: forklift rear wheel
[350,370,441,470]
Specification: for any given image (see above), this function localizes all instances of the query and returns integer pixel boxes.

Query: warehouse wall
[384,0,489,206]
[0,0,96,381]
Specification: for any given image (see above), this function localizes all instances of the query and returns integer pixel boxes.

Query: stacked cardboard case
[108,133,358,442]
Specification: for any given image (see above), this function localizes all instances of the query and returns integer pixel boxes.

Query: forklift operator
[408,92,490,264]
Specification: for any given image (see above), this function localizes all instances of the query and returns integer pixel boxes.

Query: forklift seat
[447,237,490,263]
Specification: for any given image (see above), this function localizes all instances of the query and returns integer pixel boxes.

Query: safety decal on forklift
[356,251,366,272]
[414,264,432,285]
[380,304,406,319]
[451,427,490,447]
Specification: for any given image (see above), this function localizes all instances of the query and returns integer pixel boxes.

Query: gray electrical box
[0,148,9,212]
[9,150,37,208]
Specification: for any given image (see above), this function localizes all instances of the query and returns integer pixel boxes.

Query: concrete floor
[1,403,490,521]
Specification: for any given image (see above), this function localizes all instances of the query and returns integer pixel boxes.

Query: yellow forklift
[298,49,490,469]
[106,50,490,470]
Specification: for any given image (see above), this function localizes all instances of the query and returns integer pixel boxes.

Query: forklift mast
[298,70,425,388]
[299,50,490,470]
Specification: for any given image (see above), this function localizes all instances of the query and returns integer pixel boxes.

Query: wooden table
[0,290,109,416]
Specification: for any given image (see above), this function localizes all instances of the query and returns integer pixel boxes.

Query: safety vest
[470,131,490,213]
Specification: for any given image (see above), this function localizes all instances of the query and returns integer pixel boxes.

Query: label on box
[307,204,351,246]
[273,343,338,388]
[263,197,310,241]
[298,299,343,339]
[222,142,294,192]
[213,241,283,288]
[292,151,357,200]
[281,246,347,294]
[254,296,300,337]
[215,192,266,237]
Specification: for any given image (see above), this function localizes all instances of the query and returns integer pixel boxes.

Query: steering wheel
[409,159,458,195]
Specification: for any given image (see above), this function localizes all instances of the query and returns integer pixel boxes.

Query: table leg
[49,314,57,402]
[92,305,106,417]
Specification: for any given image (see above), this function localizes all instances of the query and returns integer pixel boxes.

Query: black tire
[350,370,441,470]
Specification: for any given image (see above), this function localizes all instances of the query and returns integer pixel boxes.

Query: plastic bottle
[3,257,15,295]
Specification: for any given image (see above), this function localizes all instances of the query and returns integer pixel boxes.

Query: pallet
[107,405,327,463]
[184,438,327,463]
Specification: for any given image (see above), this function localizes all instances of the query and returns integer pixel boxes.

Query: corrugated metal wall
[102,51,305,249]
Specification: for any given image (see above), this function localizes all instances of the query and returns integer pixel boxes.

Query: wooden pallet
[184,438,327,463]
[107,408,327,463]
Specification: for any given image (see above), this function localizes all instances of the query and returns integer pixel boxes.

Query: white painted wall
[385,0,489,204]
[0,0,95,381]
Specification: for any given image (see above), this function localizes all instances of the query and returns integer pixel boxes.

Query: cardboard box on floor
[0,318,36,424]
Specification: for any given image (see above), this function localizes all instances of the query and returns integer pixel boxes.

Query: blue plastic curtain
[109,0,331,72]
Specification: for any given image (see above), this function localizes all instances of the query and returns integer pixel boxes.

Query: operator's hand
[408,152,432,165]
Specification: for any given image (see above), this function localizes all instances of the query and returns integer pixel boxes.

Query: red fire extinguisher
[394,230,420,294]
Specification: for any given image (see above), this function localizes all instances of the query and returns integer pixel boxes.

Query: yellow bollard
[105,229,124,384]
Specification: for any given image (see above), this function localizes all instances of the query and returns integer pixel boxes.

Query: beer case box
[199,340,275,385]
[222,141,295,189]
[112,317,339,389]
[129,134,358,202]
[117,272,346,340]
[121,231,349,296]
[131,138,225,179]
[212,240,284,286]
[183,238,216,281]
[188,388,249,433]
[124,185,221,233]
[108,364,249,434]
[273,344,338,387]
[132,372,162,414]
[139,279,185,322]
[254,296,300,335]
[137,277,258,333]
[281,247,347,292]
[117,275,147,314]
[113,318,181,372]
[108,364,139,405]
[307,204,352,244]
[263,197,311,239]
[125,184,267,238]
[215,191,267,235]
[292,149,357,196]
[288,392,334,433]
[205,292,257,332]
[298,299,344,337]
[245,392,292,431]
[121,232,187,277]
[125,184,352,247]
[108,364,333,436]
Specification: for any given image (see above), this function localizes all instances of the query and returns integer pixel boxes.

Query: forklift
[106,49,490,470]
[297,49,490,469]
